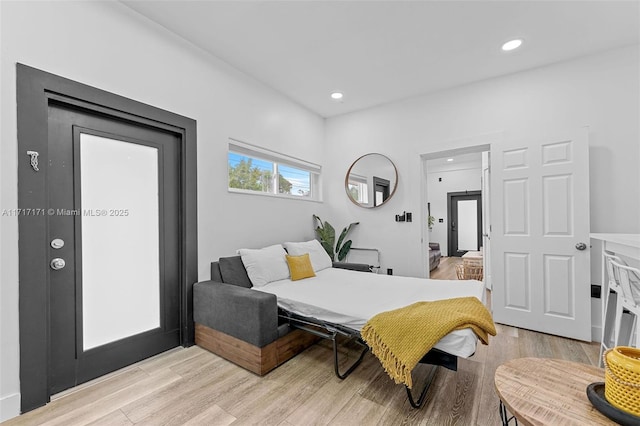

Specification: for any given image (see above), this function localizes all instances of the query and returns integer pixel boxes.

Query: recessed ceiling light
[502,39,523,52]
[330,92,344,100]
[447,158,454,162]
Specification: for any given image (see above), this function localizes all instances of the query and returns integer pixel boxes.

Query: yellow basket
[455,264,483,281]
[604,346,640,416]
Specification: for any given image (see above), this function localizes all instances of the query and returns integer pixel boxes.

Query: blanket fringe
[360,297,496,390]
[362,324,414,389]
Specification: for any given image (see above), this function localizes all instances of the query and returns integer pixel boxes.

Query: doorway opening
[420,142,491,283]
[373,176,390,206]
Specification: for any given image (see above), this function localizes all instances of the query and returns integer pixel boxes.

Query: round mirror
[345,153,398,208]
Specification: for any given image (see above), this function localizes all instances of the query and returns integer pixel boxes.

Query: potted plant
[428,215,435,230]
[313,215,359,261]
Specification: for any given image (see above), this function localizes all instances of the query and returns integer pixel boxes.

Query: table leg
[499,400,518,425]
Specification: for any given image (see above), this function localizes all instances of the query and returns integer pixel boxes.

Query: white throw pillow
[283,240,333,272]
[237,244,290,287]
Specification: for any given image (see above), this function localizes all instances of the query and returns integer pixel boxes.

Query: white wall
[325,45,640,278]
[426,166,482,255]
[2,2,639,420]
[0,1,325,421]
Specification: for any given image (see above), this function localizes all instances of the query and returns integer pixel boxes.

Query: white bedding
[254,268,486,358]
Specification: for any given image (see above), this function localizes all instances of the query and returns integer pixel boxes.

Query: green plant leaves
[313,215,335,260]
[314,215,358,262]
[337,240,352,262]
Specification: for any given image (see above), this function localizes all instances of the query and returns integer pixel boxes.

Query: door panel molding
[17,64,197,412]
[491,129,590,341]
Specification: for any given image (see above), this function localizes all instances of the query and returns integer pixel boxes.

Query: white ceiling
[426,152,483,173]
[121,1,640,118]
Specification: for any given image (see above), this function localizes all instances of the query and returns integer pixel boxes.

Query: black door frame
[372,176,390,207]
[447,190,482,257]
[16,64,198,412]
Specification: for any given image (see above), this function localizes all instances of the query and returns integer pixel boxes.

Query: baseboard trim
[0,392,20,422]
[592,325,602,343]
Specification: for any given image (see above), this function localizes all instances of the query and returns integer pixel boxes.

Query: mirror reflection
[345,153,398,208]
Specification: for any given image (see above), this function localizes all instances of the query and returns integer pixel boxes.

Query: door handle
[50,258,66,270]
[575,242,587,251]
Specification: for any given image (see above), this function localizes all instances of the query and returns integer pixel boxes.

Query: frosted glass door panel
[80,133,160,350]
[457,200,478,251]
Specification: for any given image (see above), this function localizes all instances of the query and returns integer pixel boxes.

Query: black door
[47,102,181,394]
[447,191,482,257]
[373,176,390,207]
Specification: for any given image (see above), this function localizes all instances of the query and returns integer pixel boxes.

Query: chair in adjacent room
[599,253,640,365]
[611,260,640,347]
[609,260,640,351]
[599,253,625,365]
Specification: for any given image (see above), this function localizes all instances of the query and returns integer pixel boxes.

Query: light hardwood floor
[429,257,463,280]
[4,263,600,426]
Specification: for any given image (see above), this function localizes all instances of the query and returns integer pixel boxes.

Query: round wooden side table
[494,357,614,425]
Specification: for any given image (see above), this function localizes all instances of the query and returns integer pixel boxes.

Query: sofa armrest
[193,280,279,347]
[332,262,372,272]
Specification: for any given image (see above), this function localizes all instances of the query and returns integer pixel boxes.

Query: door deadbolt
[575,242,587,251]
[50,258,66,270]
[51,238,65,249]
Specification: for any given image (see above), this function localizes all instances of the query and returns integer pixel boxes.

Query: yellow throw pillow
[286,253,316,281]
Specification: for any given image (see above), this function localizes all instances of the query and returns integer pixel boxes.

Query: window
[347,173,368,204]
[228,139,321,201]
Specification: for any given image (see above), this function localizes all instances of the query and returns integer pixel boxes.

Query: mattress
[254,268,486,358]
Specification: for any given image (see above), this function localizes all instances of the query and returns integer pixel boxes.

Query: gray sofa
[429,242,441,271]
[193,255,370,375]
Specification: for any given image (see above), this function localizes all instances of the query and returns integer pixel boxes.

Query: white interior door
[482,152,491,290]
[491,129,591,341]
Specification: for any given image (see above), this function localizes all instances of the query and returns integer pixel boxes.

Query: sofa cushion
[428,243,442,271]
[286,253,316,281]
[218,256,253,288]
[238,244,290,287]
[283,240,332,272]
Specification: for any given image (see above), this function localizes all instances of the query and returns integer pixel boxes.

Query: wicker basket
[456,264,483,281]
[604,346,640,416]
[463,257,483,268]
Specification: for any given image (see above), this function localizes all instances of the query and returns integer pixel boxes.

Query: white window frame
[228,138,322,202]
[347,173,369,204]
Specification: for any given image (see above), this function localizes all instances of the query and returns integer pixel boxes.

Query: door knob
[50,258,66,270]
[575,242,587,251]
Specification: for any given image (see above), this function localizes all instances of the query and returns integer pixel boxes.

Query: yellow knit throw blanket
[360,297,496,389]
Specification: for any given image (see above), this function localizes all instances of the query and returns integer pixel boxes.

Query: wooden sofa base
[195,323,319,376]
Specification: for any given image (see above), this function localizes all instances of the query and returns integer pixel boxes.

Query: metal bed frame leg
[280,312,462,410]
[281,316,369,380]
[332,335,369,379]
[405,364,438,408]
